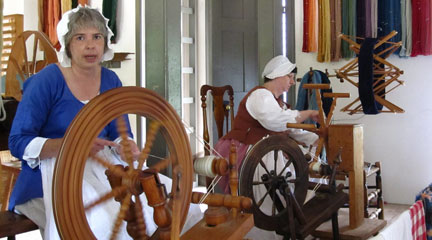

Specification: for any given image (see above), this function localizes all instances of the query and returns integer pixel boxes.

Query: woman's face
[69,27,105,69]
[280,73,296,92]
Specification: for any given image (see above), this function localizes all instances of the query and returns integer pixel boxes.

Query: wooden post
[229,143,238,217]
[328,124,364,229]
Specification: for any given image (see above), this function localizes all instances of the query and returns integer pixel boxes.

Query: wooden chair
[200,84,234,155]
[335,31,404,114]
[0,151,20,211]
[5,30,58,101]
[0,151,39,240]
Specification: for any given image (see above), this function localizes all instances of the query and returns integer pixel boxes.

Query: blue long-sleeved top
[8,64,131,210]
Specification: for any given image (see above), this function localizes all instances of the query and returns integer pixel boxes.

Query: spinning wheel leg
[53,87,193,239]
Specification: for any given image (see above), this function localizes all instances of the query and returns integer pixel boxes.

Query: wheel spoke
[278,158,293,177]
[32,37,38,74]
[110,193,132,240]
[256,187,271,207]
[133,194,149,239]
[91,155,127,178]
[117,116,135,166]
[271,190,276,216]
[21,37,30,79]
[273,150,278,174]
[287,178,299,183]
[259,160,271,175]
[252,180,271,185]
[272,189,286,213]
[137,121,162,170]
[84,185,127,211]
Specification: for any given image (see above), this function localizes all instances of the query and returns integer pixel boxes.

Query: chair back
[200,85,234,155]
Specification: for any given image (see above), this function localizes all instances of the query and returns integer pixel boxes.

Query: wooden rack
[335,31,404,115]
[1,14,23,77]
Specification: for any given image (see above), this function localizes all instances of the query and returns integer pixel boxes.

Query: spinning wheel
[5,31,58,101]
[53,87,193,239]
[239,135,309,232]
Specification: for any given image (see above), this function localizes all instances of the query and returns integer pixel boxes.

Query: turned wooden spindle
[191,192,252,210]
[104,165,128,202]
[105,166,148,239]
[212,157,229,176]
[202,155,230,226]
[137,121,161,170]
[140,172,172,240]
[200,94,211,156]
[229,143,239,217]
[116,116,134,166]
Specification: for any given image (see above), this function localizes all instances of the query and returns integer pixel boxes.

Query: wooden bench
[0,211,39,239]
[1,152,39,239]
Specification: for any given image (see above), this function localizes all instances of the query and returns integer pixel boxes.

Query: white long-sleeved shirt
[245,88,318,146]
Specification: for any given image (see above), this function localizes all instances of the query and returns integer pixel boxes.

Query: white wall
[294,3,432,204]
[3,0,23,16]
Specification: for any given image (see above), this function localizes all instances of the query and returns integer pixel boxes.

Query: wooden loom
[52,87,253,239]
[335,31,404,115]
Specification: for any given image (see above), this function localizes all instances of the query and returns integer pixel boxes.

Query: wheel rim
[53,87,193,239]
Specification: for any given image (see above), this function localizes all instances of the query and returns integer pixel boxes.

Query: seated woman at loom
[214,55,320,193]
[8,6,201,239]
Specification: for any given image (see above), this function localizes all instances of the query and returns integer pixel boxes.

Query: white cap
[261,55,296,79]
[56,5,114,67]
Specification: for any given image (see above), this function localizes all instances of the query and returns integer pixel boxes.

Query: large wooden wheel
[239,135,308,232]
[53,87,193,239]
[5,31,58,101]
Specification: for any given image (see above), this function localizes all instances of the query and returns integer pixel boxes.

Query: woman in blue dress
[8,6,145,239]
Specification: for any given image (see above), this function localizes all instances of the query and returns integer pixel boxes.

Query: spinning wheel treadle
[239,135,308,232]
[53,87,193,239]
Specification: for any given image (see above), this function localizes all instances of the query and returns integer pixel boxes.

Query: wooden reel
[5,31,58,101]
[53,87,193,239]
[239,135,309,232]
[336,31,404,114]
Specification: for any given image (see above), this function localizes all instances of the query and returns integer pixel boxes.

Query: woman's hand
[116,139,141,161]
[90,138,118,156]
[309,110,320,122]
[296,110,321,123]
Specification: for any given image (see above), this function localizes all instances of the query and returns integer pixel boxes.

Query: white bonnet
[261,55,296,79]
[56,5,114,67]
